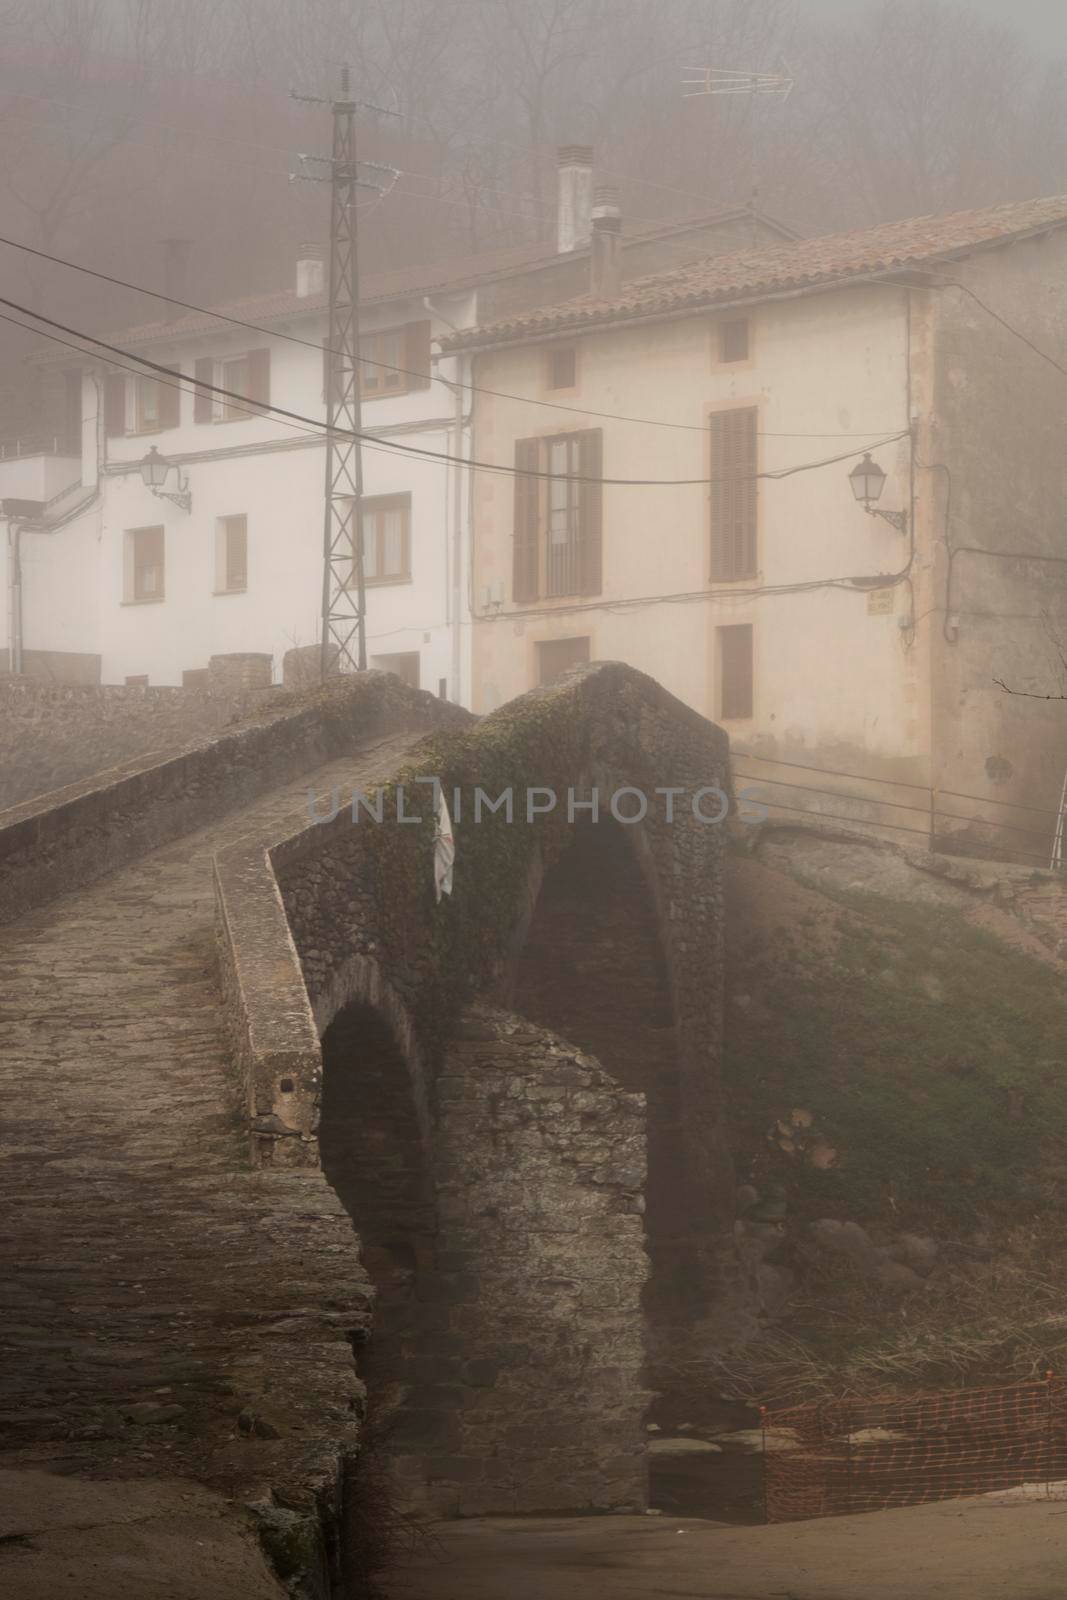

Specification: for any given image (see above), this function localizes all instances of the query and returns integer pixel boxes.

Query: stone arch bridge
[0,662,736,1596]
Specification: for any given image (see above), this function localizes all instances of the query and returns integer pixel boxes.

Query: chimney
[556,145,594,254]
[296,242,326,299]
[161,238,191,321]
[590,185,622,300]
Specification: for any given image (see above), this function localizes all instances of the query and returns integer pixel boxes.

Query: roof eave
[444,213,1067,356]
[445,265,941,356]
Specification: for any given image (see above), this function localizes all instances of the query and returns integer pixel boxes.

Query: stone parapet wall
[0,674,271,813]
[0,671,467,926]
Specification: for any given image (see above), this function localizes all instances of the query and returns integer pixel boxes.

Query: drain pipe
[423,296,471,706]
[7,517,22,675]
[4,371,103,675]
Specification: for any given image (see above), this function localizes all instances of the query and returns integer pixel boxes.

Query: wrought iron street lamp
[139,446,191,513]
[848,452,906,533]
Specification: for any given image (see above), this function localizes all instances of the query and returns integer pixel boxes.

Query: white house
[0,147,792,702]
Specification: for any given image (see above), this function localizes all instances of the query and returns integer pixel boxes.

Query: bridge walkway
[0,736,415,1566]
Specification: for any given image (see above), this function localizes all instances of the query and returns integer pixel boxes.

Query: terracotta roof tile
[442,194,1067,350]
[73,205,794,354]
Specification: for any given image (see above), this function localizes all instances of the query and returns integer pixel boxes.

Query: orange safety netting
[762,1376,1067,1521]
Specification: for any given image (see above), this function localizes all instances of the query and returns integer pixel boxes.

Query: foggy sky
[809,0,1067,54]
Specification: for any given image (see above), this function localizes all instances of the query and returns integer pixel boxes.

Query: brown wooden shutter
[403,319,432,389]
[194,357,213,423]
[513,437,540,603]
[577,428,603,595]
[158,371,180,429]
[247,348,271,410]
[709,407,758,581]
[104,374,126,437]
[720,624,753,719]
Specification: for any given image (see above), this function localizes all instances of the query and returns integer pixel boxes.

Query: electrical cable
[0,231,902,439]
[731,747,1060,818]
[737,794,1053,867]
[0,288,909,487]
[732,767,1057,845]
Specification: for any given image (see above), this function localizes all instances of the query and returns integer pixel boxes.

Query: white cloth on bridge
[434,787,454,903]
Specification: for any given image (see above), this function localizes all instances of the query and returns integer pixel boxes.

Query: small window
[215,514,248,593]
[359,321,431,396]
[125,525,164,603]
[357,493,411,585]
[221,355,250,421]
[718,624,753,720]
[719,319,749,363]
[134,376,162,432]
[371,651,420,689]
[196,349,270,424]
[361,328,404,394]
[547,345,577,390]
[536,636,590,685]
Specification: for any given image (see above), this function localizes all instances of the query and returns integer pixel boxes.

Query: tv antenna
[682,62,794,100]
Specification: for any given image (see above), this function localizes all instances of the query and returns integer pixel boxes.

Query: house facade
[447,196,1067,862]
[0,148,791,703]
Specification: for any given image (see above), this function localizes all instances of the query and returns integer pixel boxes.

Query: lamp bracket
[864,504,908,534]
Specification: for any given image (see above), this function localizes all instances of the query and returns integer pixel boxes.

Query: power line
[731,746,1061,819]
[736,792,1053,868]
[732,766,1057,846]
[0,288,908,487]
[0,298,916,621]
[0,230,900,440]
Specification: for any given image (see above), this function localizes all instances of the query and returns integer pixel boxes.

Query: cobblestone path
[0,735,415,1502]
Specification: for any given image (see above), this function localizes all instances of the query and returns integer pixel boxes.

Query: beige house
[445,195,1067,865]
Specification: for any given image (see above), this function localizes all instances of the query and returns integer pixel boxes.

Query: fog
[6,3,1067,1595]
[0,0,1065,401]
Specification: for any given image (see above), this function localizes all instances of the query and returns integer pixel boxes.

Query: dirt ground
[394,1498,1067,1600]
[0,1471,285,1600]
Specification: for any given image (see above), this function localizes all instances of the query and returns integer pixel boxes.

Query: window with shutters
[215,514,248,593]
[512,429,602,603]
[106,373,179,437]
[125,525,165,603]
[347,493,411,586]
[718,624,753,720]
[196,349,270,424]
[358,321,431,397]
[709,407,758,581]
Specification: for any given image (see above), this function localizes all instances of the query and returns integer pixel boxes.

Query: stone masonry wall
[0,675,272,813]
[423,1007,649,1516]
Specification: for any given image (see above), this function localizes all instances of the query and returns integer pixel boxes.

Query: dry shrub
[341,1403,442,1599]
[677,1227,1067,1413]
